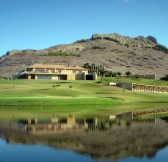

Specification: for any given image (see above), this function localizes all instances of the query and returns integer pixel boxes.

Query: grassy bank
[0,79,168,120]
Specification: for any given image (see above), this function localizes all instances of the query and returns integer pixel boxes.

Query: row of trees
[99,70,132,82]
[83,63,132,78]
[99,69,168,82]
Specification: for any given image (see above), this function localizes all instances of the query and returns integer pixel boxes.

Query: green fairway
[0,79,168,120]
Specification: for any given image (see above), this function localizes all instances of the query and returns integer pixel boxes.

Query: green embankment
[0,79,168,120]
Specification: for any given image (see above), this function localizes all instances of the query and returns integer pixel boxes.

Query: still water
[0,138,168,162]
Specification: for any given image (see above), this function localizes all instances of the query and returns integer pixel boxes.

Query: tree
[108,71,113,77]
[112,72,117,77]
[125,71,132,77]
[84,63,90,69]
[117,72,122,76]
[99,69,106,82]
[160,75,168,81]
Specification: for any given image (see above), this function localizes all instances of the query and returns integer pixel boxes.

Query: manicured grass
[0,79,168,120]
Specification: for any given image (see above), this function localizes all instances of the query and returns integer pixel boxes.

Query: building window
[35,69,48,73]
[73,70,76,74]
[37,75,52,80]
[51,70,55,73]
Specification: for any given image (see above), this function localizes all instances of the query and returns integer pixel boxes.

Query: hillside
[0,33,168,78]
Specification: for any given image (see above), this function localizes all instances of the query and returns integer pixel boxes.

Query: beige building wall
[67,74,76,80]
[82,71,88,74]
[22,65,90,80]
[52,76,58,80]
[61,70,67,74]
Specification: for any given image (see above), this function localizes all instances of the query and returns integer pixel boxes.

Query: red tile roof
[29,64,88,71]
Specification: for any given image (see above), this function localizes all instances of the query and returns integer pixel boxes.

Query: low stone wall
[116,82,133,90]
[133,84,168,93]
[117,82,168,93]
[116,111,134,120]
[116,108,168,121]
[133,108,168,116]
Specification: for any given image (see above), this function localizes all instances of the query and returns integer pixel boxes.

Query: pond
[0,137,91,162]
[0,137,168,162]
[1,119,168,162]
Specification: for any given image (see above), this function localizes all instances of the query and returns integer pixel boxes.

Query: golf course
[0,78,168,121]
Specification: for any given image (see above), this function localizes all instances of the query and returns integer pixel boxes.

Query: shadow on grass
[101,97,125,101]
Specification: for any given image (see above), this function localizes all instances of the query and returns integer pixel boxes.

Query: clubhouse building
[17,64,97,80]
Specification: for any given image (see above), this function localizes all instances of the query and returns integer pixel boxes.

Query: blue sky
[0,0,167,56]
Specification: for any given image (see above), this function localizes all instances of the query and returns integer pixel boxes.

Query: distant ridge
[0,33,168,79]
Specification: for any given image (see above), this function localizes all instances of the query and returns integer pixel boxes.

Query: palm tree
[99,69,106,82]
[108,71,113,77]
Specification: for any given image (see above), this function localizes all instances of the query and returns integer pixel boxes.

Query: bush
[125,71,132,77]
[44,52,80,57]
[117,72,122,76]
[92,46,106,50]
[153,44,168,54]
[75,39,89,43]
[69,85,73,89]
[160,75,168,81]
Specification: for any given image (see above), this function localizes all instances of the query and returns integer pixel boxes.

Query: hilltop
[0,33,168,78]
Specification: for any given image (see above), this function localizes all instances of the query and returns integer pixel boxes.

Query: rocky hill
[0,33,168,79]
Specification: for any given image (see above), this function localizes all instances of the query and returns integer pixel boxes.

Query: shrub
[92,46,106,50]
[125,71,132,77]
[52,85,55,88]
[112,72,117,77]
[153,44,168,54]
[6,51,10,55]
[75,39,89,43]
[44,52,80,57]
[160,75,168,81]
[69,85,73,89]
[117,72,122,76]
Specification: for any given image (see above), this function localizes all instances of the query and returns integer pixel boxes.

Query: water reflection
[0,138,94,162]
[1,137,168,162]
[1,120,168,162]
